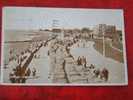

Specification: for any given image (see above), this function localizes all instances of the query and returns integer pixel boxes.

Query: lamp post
[103,31,105,57]
[61,28,64,40]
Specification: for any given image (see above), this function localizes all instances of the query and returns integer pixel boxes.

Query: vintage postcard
[1,7,128,85]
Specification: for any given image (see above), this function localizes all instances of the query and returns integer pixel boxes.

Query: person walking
[32,68,36,77]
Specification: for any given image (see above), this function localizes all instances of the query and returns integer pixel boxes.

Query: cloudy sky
[3,7,124,30]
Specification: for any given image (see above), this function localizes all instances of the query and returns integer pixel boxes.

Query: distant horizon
[4,23,122,31]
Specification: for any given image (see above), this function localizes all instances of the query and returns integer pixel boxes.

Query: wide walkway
[70,41,126,83]
[27,46,52,83]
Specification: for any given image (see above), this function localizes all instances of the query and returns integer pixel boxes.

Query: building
[105,25,116,38]
[92,24,116,39]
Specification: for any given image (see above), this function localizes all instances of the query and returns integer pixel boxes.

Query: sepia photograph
[1,7,128,85]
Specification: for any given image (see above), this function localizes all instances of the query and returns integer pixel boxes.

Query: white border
[121,10,128,85]
[1,7,4,84]
[0,7,128,86]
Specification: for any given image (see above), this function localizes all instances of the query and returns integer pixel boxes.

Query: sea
[3,30,50,65]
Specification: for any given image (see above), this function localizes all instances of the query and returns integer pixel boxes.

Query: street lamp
[103,31,105,57]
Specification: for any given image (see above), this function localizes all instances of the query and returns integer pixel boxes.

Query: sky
[3,7,124,30]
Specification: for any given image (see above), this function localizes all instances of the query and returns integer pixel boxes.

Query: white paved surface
[70,41,126,83]
[27,46,52,83]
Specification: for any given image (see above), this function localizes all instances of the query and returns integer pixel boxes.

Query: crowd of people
[47,35,109,83]
[6,33,109,83]
[8,41,44,83]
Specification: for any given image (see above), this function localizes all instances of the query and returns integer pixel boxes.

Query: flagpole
[103,32,105,57]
